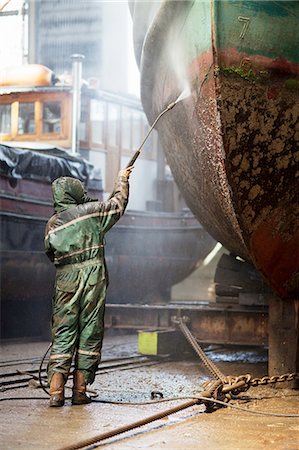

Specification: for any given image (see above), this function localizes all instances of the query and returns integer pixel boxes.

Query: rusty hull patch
[219,73,299,298]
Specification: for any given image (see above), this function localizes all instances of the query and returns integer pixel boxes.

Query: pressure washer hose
[38,342,52,396]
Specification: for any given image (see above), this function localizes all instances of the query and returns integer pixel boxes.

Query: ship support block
[105,302,268,347]
[268,297,299,388]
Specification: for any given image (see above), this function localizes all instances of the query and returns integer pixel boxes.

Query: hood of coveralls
[52,176,93,212]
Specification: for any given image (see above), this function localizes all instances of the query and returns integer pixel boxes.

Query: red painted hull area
[218,72,298,299]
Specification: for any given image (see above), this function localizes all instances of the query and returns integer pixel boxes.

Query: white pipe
[71,54,84,154]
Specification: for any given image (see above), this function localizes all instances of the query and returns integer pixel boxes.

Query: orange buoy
[0,64,57,87]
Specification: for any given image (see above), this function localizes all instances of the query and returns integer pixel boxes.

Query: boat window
[121,106,131,150]
[107,103,119,147]
[0,104,11,134]
[18,102,35,135]
[42,101,61,133]
[90,99,105,145]
[132,111,142,149]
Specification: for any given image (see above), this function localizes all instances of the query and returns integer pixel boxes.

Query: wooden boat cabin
[0,64,164,202]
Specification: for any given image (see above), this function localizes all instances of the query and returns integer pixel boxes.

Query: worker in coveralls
[44,167,132,407]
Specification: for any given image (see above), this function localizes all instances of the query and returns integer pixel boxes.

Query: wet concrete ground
[1,333,298,450]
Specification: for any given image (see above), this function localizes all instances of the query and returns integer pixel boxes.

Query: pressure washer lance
[125,88,190,169]
[125,99,177,169]
[108,88,190,201]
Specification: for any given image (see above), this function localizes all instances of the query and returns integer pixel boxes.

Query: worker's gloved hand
[119,166,134,179]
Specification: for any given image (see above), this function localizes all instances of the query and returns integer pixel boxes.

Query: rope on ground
[176,318,227,382]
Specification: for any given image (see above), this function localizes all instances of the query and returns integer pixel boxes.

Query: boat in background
[130,0,298,300]
[0,142,101,339]
[0,59,215,340]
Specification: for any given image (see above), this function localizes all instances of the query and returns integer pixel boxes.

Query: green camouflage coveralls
[44,174,129,385]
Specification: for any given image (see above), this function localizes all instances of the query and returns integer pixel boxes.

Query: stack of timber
[214,253,272,306]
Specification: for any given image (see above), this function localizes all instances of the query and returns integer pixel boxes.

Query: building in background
[0,0,28,67]
[30,0,103,80]
[0,0,140,96]
[31,0,138,95]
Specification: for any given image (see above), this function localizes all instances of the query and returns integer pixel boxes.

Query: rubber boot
[49,372,65,407]
[72,370,92,405]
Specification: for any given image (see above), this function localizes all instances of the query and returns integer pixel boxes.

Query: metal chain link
[248,372,298,387]
[225,372,299,387]
[219,372,299,398]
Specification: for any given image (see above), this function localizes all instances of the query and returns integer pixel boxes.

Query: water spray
[125,86,191,168]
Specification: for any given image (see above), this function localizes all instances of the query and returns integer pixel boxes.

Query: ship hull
[130,0,299,299]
